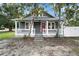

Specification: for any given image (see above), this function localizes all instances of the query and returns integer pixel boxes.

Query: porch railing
[16,28,57,36]
[43,29,57,35]
[48,29,57,34]
[16,29,35,35]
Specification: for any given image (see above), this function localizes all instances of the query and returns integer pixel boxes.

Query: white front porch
[15,29,57,37]
[15,20,63,37]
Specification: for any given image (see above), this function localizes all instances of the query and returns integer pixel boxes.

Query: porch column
[15,21,17,35]
[46,21,48,35]
[25,21,26,29]
[19,21,20,29]
[31,21,33,36]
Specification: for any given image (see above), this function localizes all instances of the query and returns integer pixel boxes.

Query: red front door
[40,21,46,32]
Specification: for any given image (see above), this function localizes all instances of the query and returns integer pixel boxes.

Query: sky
[25,3,58,17]
[43,4,65,17]
[1,3,79,17]
[0,3,66,17]
[25,3,79,17]
[43,4,57,17]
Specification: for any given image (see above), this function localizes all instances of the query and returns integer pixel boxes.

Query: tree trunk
[28,21,32,36]
[9,27,12,31]
[56,4,61,38]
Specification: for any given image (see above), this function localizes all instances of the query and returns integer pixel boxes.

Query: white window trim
[48,22,56,29]
[19,21,30,29]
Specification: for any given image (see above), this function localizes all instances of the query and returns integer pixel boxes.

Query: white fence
[64,26,79,37]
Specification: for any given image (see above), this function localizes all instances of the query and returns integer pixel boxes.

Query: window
[48,22,55,29]
[48,23,51,29]
[52,23,54,29]
[20,22,25,29]
[26,23,29,29]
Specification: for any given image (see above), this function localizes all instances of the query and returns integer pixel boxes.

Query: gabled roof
[12,9,64,21]
[25,10,54,18]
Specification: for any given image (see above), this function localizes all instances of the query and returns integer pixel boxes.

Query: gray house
[14,10,64,37]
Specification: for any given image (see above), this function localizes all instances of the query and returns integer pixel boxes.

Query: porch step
[34,34,44,41]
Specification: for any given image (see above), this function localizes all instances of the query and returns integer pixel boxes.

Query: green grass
[0,32,15,40]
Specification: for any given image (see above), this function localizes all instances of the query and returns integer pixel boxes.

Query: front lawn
[0,32,15,40]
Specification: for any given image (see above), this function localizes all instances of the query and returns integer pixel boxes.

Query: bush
[23,35,31,40]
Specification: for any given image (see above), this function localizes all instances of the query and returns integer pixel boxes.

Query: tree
[52,3,65,37]
[65,3,79,26]
[28,3,44,36]
[0,3,25,31]
[0,14,7,29]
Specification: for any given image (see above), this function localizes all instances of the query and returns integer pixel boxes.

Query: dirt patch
[0,37,79,56]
